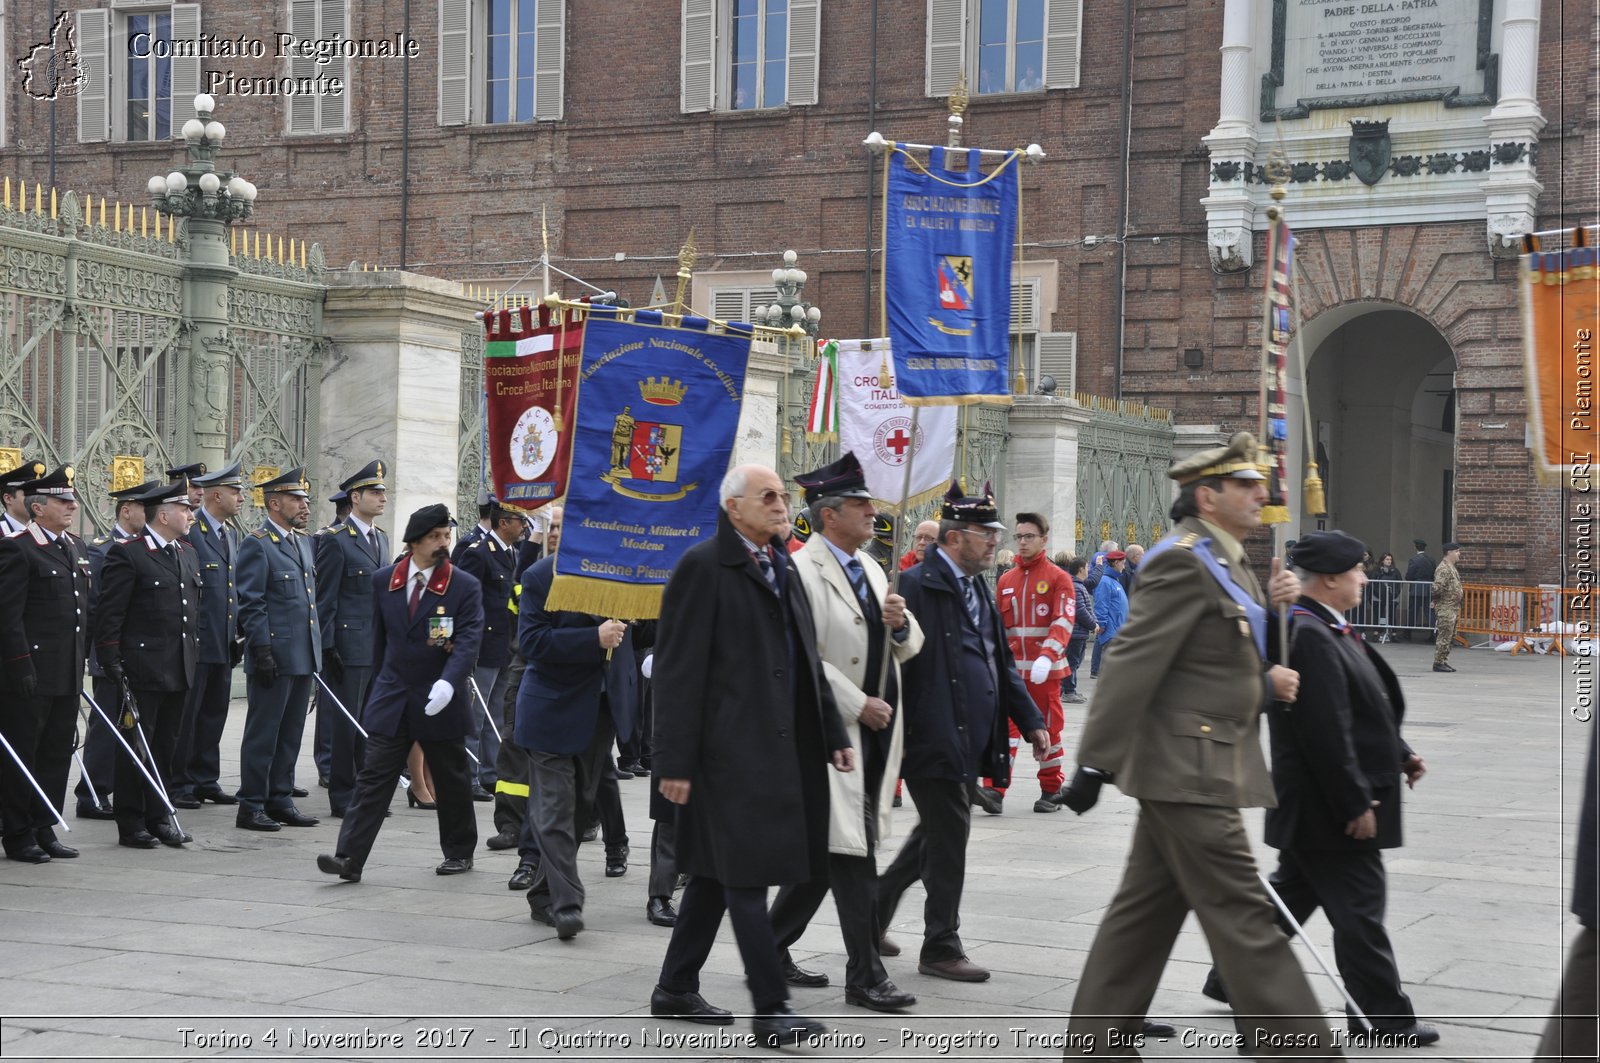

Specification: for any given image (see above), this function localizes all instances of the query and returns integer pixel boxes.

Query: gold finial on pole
[673,228,698,314]
[947,73,968,149]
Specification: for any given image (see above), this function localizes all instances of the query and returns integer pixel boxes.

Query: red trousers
[983,678,1066,795]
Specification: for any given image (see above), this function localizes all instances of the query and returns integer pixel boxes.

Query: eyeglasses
[956,527,1000,543]
[1013,532,1041,543]
[741,490,786,506]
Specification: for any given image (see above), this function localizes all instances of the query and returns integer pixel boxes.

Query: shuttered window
[709,286,780,322]
[287,1,350,135]
[682,0,818,113]
[76,4,199,141]
[927,0,1080,97]
[1035,332,1077,394]
[440,0,564,125]
[76,9,112,143]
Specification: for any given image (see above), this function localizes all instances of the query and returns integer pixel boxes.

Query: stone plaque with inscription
[1263,0,1497,119]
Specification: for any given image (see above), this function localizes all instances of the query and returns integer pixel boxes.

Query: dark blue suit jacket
[362,558,483,741]
[187,509,240,666]
[313,517,389,666]
[453,531,517,669]
[512,555,637,755]
[237,522,322,677]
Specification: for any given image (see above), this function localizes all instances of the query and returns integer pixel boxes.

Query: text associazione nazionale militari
[129,29,419,97]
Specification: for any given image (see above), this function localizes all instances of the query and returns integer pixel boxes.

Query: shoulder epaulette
[1176,532,1200,550]
[251,529,270,539]
[466,540,483,549]
[92,534,110,546]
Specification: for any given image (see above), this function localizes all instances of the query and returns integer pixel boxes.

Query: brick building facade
[1,0,1592,582]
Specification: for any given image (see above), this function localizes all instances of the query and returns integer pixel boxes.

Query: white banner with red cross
[834,338,957,508]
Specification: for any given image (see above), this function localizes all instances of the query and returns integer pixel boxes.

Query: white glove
[424,679,454,716]
[1029,655,1052,685]
[641,653,654,680]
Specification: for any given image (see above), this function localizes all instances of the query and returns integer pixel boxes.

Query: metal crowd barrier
[1456,583,1597,656]
[1348,579,1441,643]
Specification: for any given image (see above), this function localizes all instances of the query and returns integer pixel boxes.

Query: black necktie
[368,529,380,557]
[961,576,982,628]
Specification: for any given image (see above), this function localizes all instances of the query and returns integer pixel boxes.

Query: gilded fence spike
[34,182,42,213]
[3,176,10,210]
[50,187,57,219]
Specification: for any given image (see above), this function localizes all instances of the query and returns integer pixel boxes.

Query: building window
[286,0,350,135]
[75,4,201,144]
[927,0,1079,98]
[681,0,818,113]
[439,0,565,125]
[125,10,173,140]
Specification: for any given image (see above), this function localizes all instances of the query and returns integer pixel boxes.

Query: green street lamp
[751,250,823,336]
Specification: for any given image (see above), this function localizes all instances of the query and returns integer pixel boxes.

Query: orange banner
[1521,235,1599,485]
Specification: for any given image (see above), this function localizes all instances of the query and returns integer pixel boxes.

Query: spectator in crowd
[1060,556,1096,705]
[1090,551,1129,679]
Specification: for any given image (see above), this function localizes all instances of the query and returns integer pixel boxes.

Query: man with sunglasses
[876,482,1048,983]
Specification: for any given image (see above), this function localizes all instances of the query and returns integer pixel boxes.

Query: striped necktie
[961,576,982,628]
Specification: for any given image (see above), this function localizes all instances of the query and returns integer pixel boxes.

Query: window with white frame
[708,284,779,323]
[927,0,1080,98]
[681,0,818,113]
[286,0,350,134]
[75,4,202,143]
[438,0,565,125]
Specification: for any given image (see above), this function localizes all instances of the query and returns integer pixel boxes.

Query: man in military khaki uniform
[1058,432,1343,1058]
[1430,543,1462,673]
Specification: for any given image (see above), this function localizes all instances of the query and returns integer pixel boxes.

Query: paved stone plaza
[0,640,1589,1061]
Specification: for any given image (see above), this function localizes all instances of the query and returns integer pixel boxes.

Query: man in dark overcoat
[317,504,483,881]
[876,482,1047,981]
[75,477,157,819]
[1536,724,1598,1061]
[93,477,202,849]
[170,462,245,809]
[1200,530,1437,1044]
[454,499,524,798]
[235,467,322,831]
[513,531,639,938]
[0,466,94,861]
[649,463,854,1048]
[313,460,390,817]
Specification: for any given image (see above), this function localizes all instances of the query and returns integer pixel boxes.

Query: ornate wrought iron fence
[1073,394,1176,556]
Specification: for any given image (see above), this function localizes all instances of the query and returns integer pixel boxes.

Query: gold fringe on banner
[876,481,949,514]
[543,575,664,621]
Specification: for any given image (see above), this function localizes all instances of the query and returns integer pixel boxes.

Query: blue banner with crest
[884,146,1020,405]
[545,311,752,619]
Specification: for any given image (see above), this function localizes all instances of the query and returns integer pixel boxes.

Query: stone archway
[1286,303,1457,560]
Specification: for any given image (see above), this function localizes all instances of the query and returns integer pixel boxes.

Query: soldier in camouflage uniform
[1431,543,1463,673]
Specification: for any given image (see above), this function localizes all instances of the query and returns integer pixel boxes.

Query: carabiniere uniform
[0,465,93,862]
[92,477,202,848]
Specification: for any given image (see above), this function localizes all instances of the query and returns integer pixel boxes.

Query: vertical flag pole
[1261,152,1294,664]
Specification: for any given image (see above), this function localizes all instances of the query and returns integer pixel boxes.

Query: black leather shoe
[647,897,677,926]
[328,807,345,819]
[149,822,191,847]
[76,802,116,820]
[195,789,238,805]
[1432,663,1456,673]
[170,793,203,810]
[878,934,901,957]
[581,824,599,842]
[469,785,493,802]
[551,908,583,939]
[845,979,916,1012]
[970,785,1004,815]
[650,986,733,1025]
[619,761,648,776]
[1033,795,1061,813]
[267,806,320,827]
[486,831,519,851]
[752,1003,825,1049]
[317,853,362,882]
[783,956,830,987]
[1201,970,1230,1004]
[611,765,634,780]
[5,842,51,862]
[291,785,309,798]
[236,809,281,832]
[317,774,330,789]
[36,836,79,859]
[892,794,903,808]
[1142,1020,1177,1038]
[508,862,536,890]
[117,831,159,850]
[436,856,473,875]
[606,846,628,877]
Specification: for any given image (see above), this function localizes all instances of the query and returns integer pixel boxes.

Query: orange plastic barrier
[1458,583,1598,656]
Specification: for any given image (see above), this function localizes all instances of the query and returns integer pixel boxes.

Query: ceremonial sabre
[80,690,175,819]
[0,728,70,833]
[74,709,103,809]
[468,676,503,744]
[312,673,371,739]
[117,680,183,832]
[1258,872,1373,1033]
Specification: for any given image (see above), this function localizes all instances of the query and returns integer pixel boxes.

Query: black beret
[403,503,457,543]
[1443,541,1461,552]
[1291,530,1367,574]
[1413,538,1427,550]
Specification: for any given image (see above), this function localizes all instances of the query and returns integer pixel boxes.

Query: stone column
[180,216,240,470]
[1201,0,1260,273]
[1005,396,1093,551]
[733,337,786,471]
[319,272,480,534]
[1483,0,1545,256]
